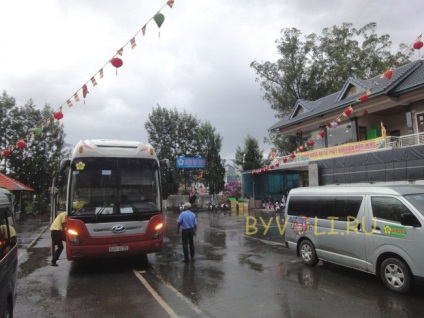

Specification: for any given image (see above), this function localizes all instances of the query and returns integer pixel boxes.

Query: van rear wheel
[380,258,412,294]
[299,240,318,266]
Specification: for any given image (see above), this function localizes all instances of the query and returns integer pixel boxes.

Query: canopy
[0,173,34,191]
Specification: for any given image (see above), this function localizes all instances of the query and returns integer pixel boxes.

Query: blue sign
[176,157,206,168]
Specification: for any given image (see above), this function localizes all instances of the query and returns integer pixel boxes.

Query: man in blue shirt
[177,202,197,262]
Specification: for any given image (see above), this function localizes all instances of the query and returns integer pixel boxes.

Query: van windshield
[404,193,424,217]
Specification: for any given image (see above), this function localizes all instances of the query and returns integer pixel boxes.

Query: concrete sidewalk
[15,213,50,249]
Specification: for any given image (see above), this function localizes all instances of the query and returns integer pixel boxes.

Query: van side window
[371,197,412,223]
[288,195,363,220]
[0,207,17,259]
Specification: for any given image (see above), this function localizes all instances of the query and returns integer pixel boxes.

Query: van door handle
[357,224,362,231]
[375,226,381,231]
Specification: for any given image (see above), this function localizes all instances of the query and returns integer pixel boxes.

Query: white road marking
[133,270,179,318]
[133,269,208,318]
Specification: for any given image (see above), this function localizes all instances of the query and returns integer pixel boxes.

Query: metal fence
[386,132,424,148]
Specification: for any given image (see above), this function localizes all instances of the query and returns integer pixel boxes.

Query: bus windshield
[69,158,161,216]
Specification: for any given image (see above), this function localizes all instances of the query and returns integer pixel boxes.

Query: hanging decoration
[319,130,326,138]
[413,40,423,50]
[275,162,280,167]
[384,69,393,80]
[110,57,123,75]
[16,140,26,148]
[33,128,42,136]
[82,84,89,104]
[290,153,296,159]
[283,158,288,163]
[53,110,64,120]
[330,121,339,128]
[307,140,315,147]
[343,106,353,117]
[153,12,165,37]
[2,150,10,157]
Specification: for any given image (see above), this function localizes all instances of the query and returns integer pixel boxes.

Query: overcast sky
[0,1,422,159]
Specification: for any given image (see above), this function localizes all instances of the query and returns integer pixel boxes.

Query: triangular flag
[167,0,175,8]
[66,100,73,107]
[91,77,97,87]
[99,68,104,79]
[74,93,80,103]
[130,37,136,49]
[117,48,124,56]
[142,25,146,36]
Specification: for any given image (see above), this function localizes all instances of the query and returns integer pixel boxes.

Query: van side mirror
[400,213,421,227]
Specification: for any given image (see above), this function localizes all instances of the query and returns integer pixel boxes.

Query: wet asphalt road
[13,211,424,318]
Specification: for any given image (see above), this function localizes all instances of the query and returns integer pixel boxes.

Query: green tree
[251,22,412,118]
[145,106,225,197]
[234,135,263,172]
[197,121,225,195]
[0,91,69,212]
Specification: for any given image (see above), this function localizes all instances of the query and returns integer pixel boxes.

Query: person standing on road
[50,211,67,266]
[176,202,197,263]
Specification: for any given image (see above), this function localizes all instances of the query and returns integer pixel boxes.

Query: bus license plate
[109,246,129,252]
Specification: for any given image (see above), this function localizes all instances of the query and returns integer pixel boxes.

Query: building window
[327,122,357,147]
[359,126,367,141]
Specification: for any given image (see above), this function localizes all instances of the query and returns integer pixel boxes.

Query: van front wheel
[299,240,318,266]
[380,258,412,294]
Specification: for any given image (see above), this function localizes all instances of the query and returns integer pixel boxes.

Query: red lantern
[343,107,352,117]
[359,94,369,102]
[111,57,123,75]
[299,146,305,152]
[319,130,326,138]
[111,57,123,68]
[384,69,393,80]
[362,110,368,116]
[3,149,10,157]
[275,162,280,167]
[270,165,274,169]
[290,153,295,159]
[54,111,64,120]
[283,158,288,163]
[413,41,423,50]
[307,140,315,147]
[16,140,26,148]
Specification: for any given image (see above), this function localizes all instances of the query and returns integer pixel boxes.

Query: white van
[0,188,17,316]
[284,185,424,293]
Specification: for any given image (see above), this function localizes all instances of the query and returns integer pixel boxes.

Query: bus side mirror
[401,213,421,227]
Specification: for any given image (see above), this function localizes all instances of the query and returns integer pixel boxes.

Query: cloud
[1,0,423,159]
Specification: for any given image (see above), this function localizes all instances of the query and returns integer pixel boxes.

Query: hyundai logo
[111,225,126,233]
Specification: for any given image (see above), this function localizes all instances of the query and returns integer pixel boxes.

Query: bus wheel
[299,240,318,266]
[380,258,412,294]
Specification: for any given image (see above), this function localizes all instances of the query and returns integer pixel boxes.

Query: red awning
[0,173,34,191]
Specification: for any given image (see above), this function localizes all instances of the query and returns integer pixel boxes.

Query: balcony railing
[386,132,424,148]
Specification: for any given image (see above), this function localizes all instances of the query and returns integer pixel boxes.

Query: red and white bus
[51,139,172,260]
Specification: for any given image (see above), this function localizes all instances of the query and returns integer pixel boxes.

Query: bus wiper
[95,203,108,220]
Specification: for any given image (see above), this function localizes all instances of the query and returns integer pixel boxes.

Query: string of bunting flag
[0,0,175,158]
[250,33,424,175]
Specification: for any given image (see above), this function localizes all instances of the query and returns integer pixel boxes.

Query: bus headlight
[153,223,163,238]
[67,228,81,245]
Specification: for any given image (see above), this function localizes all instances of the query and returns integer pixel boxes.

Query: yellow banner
[296,137,386,161]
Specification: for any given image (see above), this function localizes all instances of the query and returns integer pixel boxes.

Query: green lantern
[33,128,42,136]
[153,13,165,28]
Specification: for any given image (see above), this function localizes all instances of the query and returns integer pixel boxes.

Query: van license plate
[109,246,129,252]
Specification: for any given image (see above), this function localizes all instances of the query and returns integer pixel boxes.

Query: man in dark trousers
[50,211,67,266]
[176,202,197,263]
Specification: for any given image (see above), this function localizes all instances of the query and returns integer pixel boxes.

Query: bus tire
[299,240,318,266]
[380,257,412,294]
